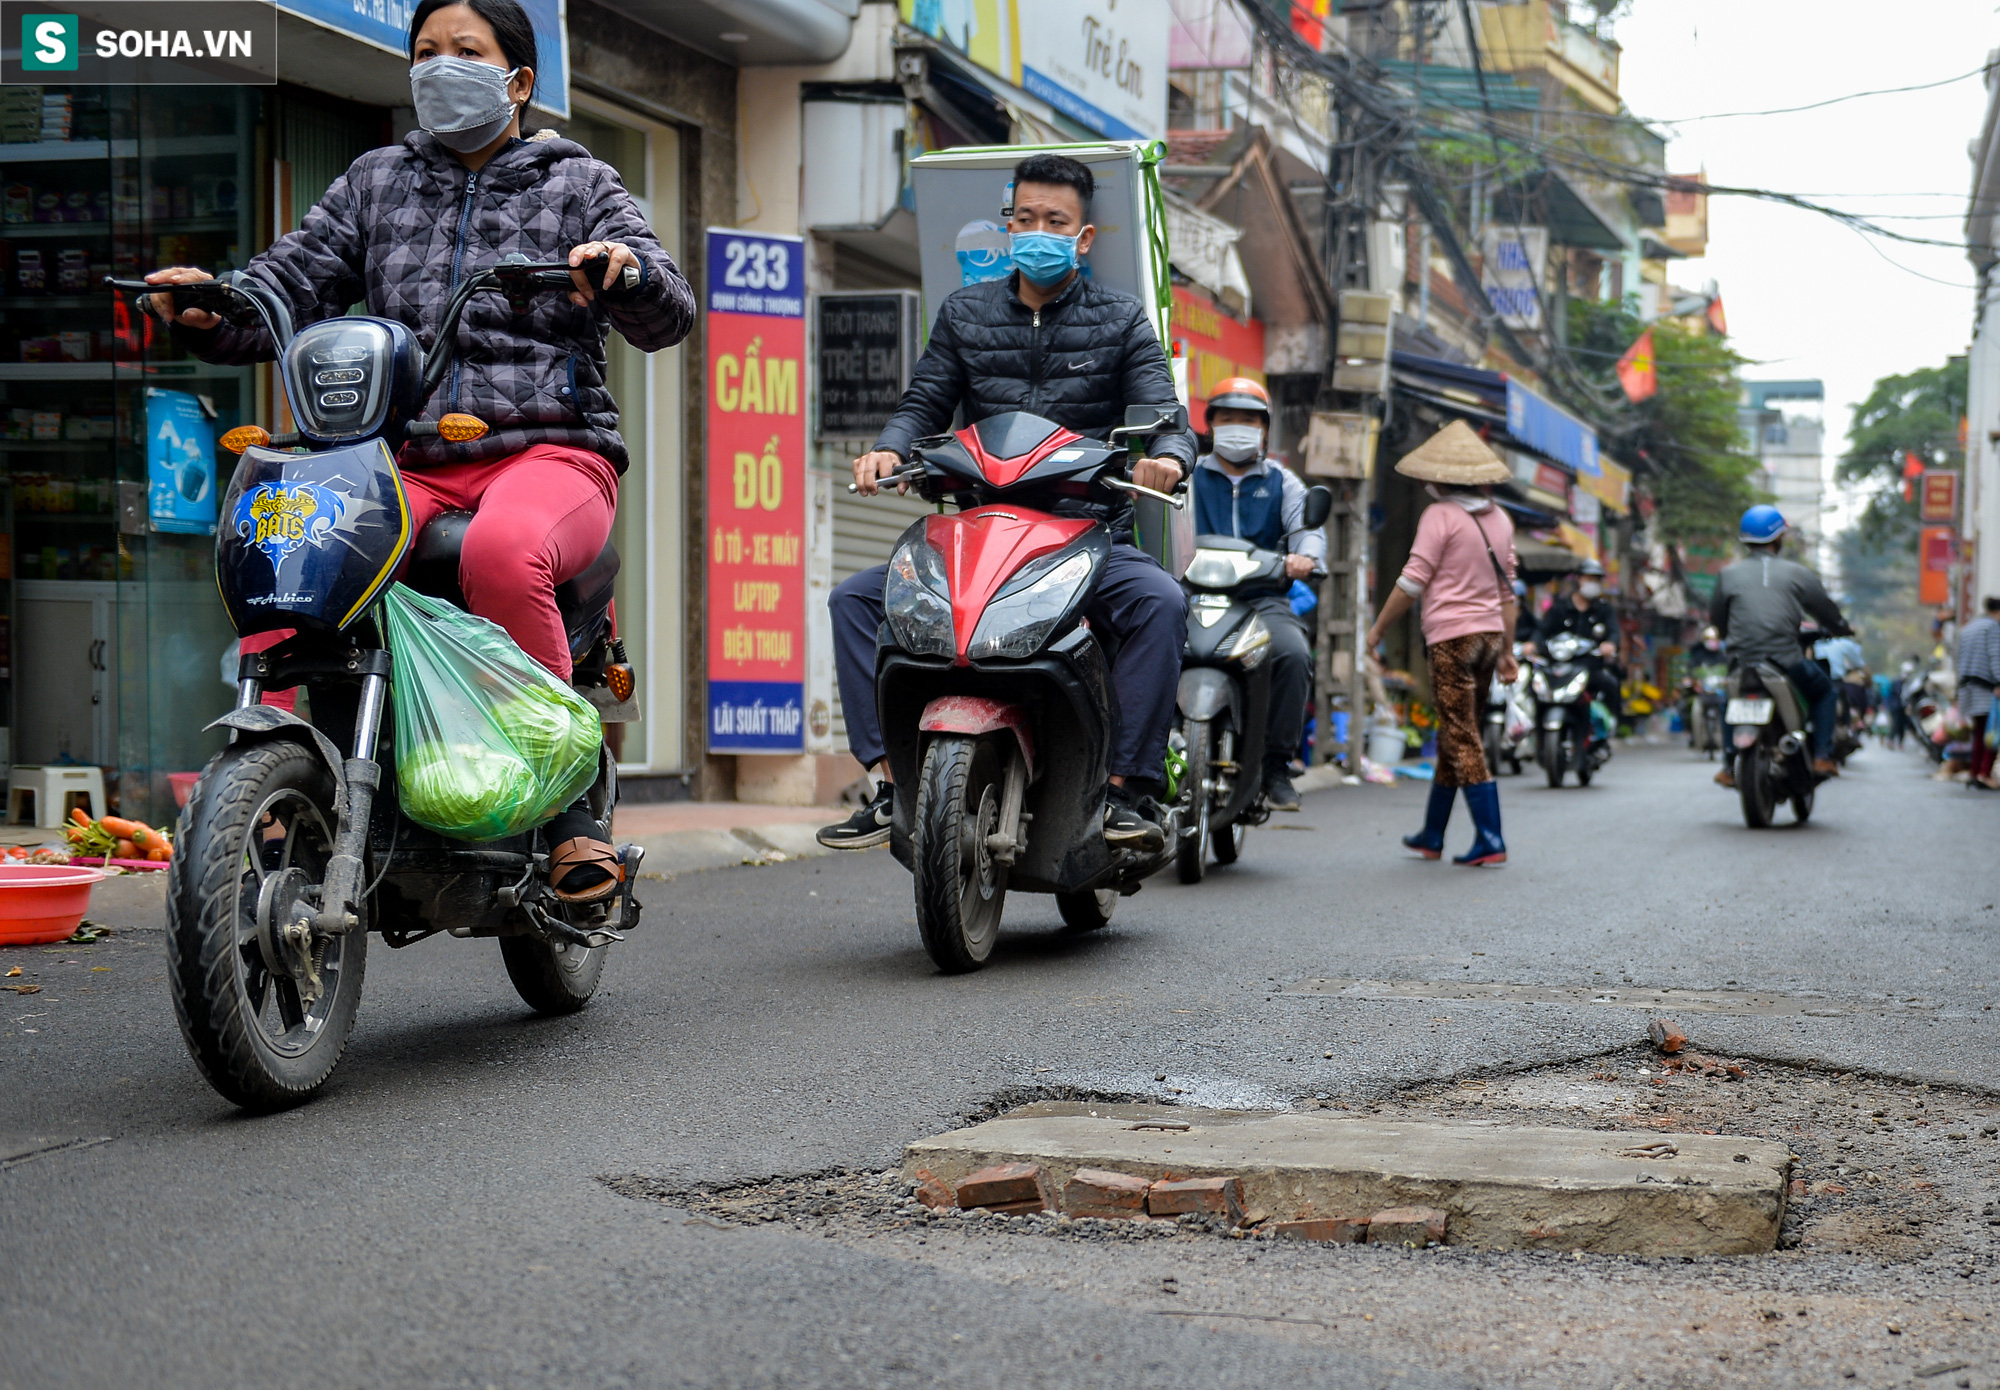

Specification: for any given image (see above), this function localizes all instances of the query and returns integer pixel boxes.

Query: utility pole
[1310,56,1388,775]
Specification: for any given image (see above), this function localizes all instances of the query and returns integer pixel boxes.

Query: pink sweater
[1395,499,1517,646]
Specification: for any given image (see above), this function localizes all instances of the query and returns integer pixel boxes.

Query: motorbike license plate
[1726,697,1774,725]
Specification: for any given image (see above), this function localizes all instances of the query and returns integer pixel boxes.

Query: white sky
[1613,0,1993,536]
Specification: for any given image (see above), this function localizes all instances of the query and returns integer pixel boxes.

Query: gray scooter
[1172,487,1331,882]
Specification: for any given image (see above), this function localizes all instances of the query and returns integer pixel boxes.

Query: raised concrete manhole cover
[903,1103,1791,1256]
[1277,979,1913,1018]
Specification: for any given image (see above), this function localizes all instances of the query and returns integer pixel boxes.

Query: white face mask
[1211,423,1263,463]
[1578,581,1603,599]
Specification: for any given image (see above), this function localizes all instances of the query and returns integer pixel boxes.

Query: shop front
[2,0,726,824]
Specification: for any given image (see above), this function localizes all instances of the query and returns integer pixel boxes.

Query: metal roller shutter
[829,490,935,742]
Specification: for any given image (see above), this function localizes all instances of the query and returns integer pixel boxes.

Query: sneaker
[1263,768,1301,812]
[1713,766,1735,789]
[1102,784,1165,850]
[816,782,894,849]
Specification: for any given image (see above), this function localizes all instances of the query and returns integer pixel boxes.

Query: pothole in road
[608,1054,2000,1271]
[606,1060,2000,1388]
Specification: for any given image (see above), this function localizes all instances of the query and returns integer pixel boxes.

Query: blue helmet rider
[1739,504,1787,544]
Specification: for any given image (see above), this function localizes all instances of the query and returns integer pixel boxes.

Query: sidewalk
[611,800,846,877]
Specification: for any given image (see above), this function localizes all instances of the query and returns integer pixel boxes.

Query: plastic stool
[8,765,107,829]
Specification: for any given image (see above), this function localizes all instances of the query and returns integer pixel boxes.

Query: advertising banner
[1920,525,1955,606]
[1479,226,1547,332]
[1919,470,1959,524]
[911,142,1171,349]
[901,0,1168,140]
[145,387,216,535]
[1170,285,1262,428]
[705,229,807,754]
[276,0,569,116]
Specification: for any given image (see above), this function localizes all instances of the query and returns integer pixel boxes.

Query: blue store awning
[1504,378,1599,478]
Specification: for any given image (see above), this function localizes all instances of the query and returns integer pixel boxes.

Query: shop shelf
[0,361,244,380]
[0,218,239,238]
[0,297,109,310]
[0,135,240,163]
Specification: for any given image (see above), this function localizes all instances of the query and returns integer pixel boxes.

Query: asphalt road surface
[6,741,1999,1388]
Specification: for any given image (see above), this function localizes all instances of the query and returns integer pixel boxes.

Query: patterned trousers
[1427,631,1505,788]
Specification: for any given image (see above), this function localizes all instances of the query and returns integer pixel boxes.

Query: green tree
[1830,356,1964,664]
[1834,357,1966,545]
[1565,298,1763,545]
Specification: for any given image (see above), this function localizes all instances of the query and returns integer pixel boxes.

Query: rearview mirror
[1302,485,1333,531]
[1119,403,1189,434]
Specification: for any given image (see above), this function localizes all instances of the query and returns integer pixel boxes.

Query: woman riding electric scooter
[141,0,694,901]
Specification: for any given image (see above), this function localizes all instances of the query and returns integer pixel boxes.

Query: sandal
[547,836,624,903]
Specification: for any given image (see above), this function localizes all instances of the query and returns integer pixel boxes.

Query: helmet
[1701,625,1719,643]
[1578,558,1605,577]
[1740,504,1788,544]
[1206,377,1271,425]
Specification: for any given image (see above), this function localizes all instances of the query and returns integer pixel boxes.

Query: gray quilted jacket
[178,130,694,473]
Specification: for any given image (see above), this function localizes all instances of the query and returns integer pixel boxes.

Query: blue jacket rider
[1189,377,1326,811]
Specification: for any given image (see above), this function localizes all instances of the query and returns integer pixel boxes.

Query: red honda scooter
[856,406,1189,972]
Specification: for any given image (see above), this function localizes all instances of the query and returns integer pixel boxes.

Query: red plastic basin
[0,864,106,946]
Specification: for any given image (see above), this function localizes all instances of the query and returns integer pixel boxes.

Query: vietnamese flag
[1615,328,1658,402]
[1706,295,1728,336]
[1902,450,1924,503]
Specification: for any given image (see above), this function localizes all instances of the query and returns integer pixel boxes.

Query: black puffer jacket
[872,271,1195,540]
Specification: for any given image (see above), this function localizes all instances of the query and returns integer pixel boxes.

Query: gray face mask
[410,56,520,153]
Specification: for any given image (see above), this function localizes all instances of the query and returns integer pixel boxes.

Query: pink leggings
[242,442,619,702]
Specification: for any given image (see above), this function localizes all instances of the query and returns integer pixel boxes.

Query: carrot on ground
[99,816,143,839]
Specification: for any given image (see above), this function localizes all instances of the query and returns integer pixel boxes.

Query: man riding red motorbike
[818,152,1194,854]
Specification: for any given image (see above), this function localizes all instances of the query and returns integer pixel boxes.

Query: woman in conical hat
[1363,420,1519,865]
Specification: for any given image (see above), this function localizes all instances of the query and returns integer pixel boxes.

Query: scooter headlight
[968,550,1093,660]
[1184,548,1260,590]
[884,539,955,658]
[1531,669,1552,700]
[1552,671,1590,703]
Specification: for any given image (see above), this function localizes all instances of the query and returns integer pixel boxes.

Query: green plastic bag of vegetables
[379,583,603,841]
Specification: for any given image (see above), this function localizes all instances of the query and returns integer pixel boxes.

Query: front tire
[912,734,1007,973]
[500,935,607,1013]
[1738,745,1777,828]
[1211,816,1247,864]
[1540,728,1565,788]
[1175,718,1214,884]
[166,740,365,1111]
[1483,720,1504,778]
[1057,888,1118,932]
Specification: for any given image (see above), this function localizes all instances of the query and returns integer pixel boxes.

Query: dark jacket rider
[818,152,1195,853]
[1710,504,1847,785]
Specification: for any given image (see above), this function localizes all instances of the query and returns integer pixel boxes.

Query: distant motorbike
[1174,494,1331,883]
[1684,662,1728,759]
[1903,661,1952,764]
[1482,644,1533,777]
[1531,631,1610,787]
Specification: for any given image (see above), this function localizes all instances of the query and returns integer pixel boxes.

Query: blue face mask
[1009,230,1080,287]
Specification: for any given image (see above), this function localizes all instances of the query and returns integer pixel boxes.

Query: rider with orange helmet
[1189,377,1325,810]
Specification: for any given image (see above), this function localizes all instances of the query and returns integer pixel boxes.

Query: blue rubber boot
[1454,781,1506,866]
[1401,783,1456,860]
